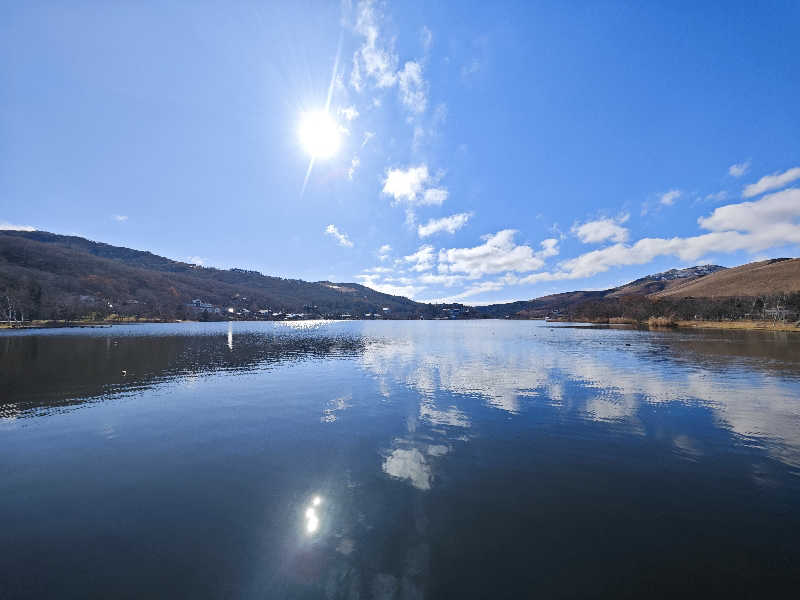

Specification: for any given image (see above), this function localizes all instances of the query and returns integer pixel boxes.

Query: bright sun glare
[299,110,341,159]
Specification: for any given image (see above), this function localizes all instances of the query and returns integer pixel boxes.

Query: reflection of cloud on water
[382,444,432,490]
[673,434,703,459]
[427,444,449,457]
[321,394,352,423]
[359,322,800,469]
[419,397,470,428]
[584,393,640,424]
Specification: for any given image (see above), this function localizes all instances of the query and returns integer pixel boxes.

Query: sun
[298,110,341,159]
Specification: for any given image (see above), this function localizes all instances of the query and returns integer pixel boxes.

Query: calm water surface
[2,320,800,598]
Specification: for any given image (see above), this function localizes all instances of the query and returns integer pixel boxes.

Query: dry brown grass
[654,258,800,298]
[648,316,677,327]
[675,320,800,332]
[609,317,639,324]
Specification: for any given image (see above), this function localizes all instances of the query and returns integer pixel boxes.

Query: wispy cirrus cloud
[420,26,433,53]
[325,224,354,247]
[350,0,398,91]
[397,61,428,113]
[349,1,430,117]
[418,212,472,237]
[113,215,128,222]
[728,160,751,178]
[742,166,800,198]
[659,189,682,206]
[348,156,360,180]
[338,106,359,121]
[377,244,392,261]
[703,190,729,203]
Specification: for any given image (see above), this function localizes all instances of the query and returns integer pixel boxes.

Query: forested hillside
[0,231,425,320]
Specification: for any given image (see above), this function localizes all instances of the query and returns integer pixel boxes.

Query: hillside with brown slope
[607,265,725,297]
[476,265,723,318]
[654,258,800,298]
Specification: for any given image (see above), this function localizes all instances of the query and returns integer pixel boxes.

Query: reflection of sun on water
[304,495,323,535]
[278,319,336,331]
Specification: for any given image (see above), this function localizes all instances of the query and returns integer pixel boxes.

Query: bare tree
[2,291,20,325]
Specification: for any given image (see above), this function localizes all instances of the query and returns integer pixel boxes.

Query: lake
[2,320,799,598]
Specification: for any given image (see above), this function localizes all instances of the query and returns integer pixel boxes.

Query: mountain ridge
[2,229,799,322]
[0,230,427,320]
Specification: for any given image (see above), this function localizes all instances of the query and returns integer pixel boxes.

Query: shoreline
[543,317,800,332]
[3,317,800,333]
[673,319,800,332]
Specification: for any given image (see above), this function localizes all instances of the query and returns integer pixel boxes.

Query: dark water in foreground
[2,320,800,599]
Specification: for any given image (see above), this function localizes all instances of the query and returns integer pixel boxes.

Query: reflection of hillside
[0,326,365,418]
[357,321,800,471]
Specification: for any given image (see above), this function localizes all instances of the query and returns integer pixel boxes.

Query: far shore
[3,317,800,333]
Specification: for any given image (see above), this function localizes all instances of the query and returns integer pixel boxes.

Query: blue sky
[2,1,799,303]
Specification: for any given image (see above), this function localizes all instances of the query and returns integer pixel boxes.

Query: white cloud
[324,224,354,247]
[382,447,431,490]
[338,106,359,121]
[538,237,559,258]
[451,279,507,299]
[520,188,800,284]
[382,165,447,208]
[0,222,36,231]
[113,215,128,222]
[186,256,205,266]
[418,212,472,237]
[572,214,629,244]
[423,274,523,303]
[742,166,800,198]
[728,160,751,178]
[438,230,559,278]
[361,131,375,147]
[382,165,429,203]
[421,187,448,205]
[350,0,398,91]
[659,189,682,205]
[348,156,360,180]
[404,245,436,272]
[699,186,800,232]
[417,273,465,287]
[397,61,428,113]
[377,244,392,261]
[356,273,425,298]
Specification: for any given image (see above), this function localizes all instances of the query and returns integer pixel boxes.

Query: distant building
[188,299,220,314]
[763,305,797,321]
